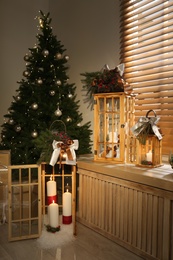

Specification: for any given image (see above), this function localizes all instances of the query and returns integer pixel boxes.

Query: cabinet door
[8,165,41,241]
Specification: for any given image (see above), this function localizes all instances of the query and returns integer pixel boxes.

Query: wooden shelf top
[77,155,173,193]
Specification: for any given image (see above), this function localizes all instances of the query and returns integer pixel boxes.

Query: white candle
[109,132,118,143]
[146,150,152,162]
[48,201,59,228]
[63,191,72,216]
[47,175,56,196]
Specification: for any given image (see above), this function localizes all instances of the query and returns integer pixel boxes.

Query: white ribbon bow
[49,140,79,166]
[131,116,162,140]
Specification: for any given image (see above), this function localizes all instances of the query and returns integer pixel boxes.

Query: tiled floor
[0,222,144,260]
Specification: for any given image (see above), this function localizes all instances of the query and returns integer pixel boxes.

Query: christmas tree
[0,11,92,165]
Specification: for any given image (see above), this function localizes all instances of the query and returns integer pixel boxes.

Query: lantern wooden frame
[41,163,77,235]
[93,92,135,163]
[136,135,162,167]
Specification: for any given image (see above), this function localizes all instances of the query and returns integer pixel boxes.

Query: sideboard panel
[77,168,173,260]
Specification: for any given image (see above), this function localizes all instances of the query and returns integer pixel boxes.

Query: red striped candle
[47,194,57,205]
[63,190,72,224]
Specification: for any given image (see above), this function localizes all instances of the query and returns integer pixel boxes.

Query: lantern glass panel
[113,113,120,136]
[98,143,104,157]
[106,98,112,111]
[107,113,112,142]
[98,98,104,112]
[113,97,120,112]
[99,113,104,142]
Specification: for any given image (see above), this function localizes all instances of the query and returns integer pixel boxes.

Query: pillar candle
[109,132,118,143]
[47,176,56,196]
[63,190,72,216]
[48,201,59,228]
[63,190,72,224]
[146,150,152,162]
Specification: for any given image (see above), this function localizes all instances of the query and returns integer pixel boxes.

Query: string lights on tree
[0,10,92,164]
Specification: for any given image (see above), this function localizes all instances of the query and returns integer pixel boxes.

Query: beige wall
[0,0,120,148]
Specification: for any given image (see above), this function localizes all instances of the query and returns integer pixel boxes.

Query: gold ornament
[31,130,38,138]
[55,107,62,117]
[15,125,21,132]
[23,70,30,77]
[56,53,62,59]
[42,49,49,57]
[31,103,38,110]
[49,90,55,96]
[24,54,29,61]
[56,80,61,86]
[8,119,14,125]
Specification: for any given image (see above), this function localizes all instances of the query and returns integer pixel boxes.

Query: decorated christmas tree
[0,11,92,165]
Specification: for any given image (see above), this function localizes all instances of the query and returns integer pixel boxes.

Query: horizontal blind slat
[132,80,173,89]
[120,43,173,61]
[120,0,173,155]
[120,11,173,33]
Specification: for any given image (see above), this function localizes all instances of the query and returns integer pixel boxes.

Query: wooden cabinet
[93,93,135,163]
[77,159,173,260]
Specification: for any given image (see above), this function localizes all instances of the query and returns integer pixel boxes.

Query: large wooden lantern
[93,92,134,163]
[136,136,162,167]
[80,63,135,163]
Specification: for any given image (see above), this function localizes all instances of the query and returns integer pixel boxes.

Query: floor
[0,222,144,260]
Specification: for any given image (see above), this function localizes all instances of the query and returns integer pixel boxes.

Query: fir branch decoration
[81,71,101,109]
[81,65,131,110]
[141,160,153,166]
[32,129,54,164]
[45,224,60,233]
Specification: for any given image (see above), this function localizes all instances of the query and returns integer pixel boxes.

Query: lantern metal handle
[49,120,67,133]
[146,109,157,118]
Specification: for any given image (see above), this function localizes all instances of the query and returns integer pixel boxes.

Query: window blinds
[120,0,173,155]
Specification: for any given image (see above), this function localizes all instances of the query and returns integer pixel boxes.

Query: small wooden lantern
[136,135,162,167]
[133,110,163,167]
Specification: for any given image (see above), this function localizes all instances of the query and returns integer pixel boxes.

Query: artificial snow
[36,215,75,249]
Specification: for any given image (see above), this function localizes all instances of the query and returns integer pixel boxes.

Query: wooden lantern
[136,135,162,167]
[93,93,134,163]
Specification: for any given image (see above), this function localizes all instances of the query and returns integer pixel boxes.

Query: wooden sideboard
[76,156,173,260]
